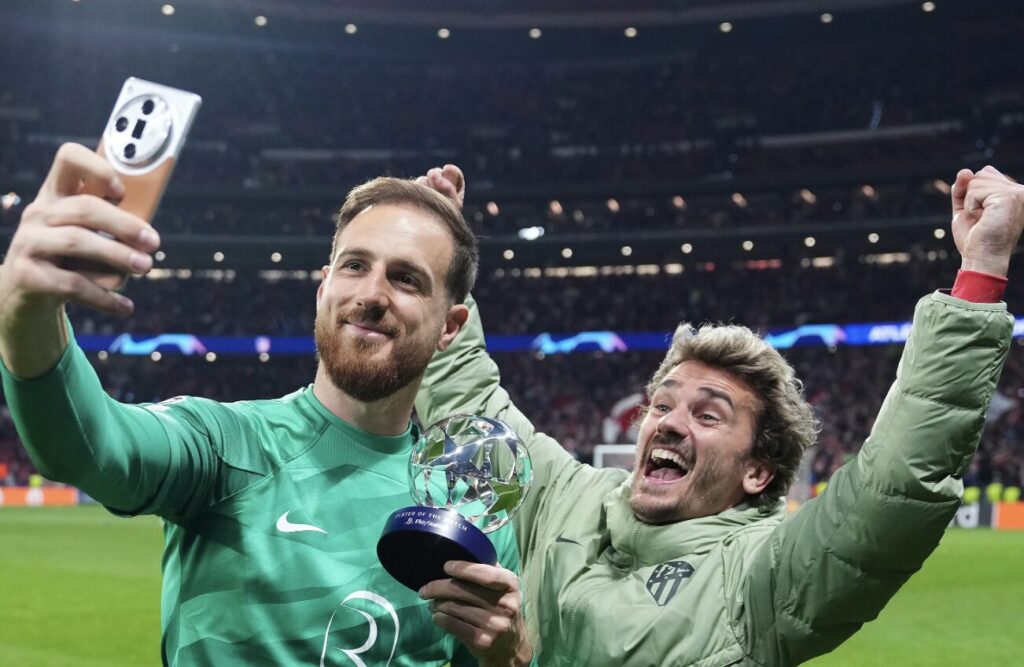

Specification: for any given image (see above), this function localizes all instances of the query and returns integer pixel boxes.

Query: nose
[655,407,690,442]
[356,267,391,314]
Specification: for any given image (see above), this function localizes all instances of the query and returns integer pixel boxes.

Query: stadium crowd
[28,253,1019,338]
[1,261,1023,490]
[2,2,1023,497]
[3,8,1023,194]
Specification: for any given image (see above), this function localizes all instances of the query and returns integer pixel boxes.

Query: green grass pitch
[1,506,1022,665]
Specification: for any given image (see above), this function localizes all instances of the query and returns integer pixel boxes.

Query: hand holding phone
[69,78,201,289]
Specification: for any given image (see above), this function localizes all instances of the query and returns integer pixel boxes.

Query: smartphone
[71,78,201,289]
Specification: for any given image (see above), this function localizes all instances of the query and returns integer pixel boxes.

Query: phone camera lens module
[115,117,129,132]
[124,144,137,159]
[142,99,155,115]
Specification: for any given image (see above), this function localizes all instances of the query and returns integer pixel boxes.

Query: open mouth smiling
[643,447,691,483]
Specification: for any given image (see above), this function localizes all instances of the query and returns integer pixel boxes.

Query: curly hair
[645,323,819,507]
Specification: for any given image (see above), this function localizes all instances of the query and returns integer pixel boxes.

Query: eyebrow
[334,248,434,291]
[697,387,735,410]
[657,379,735,410]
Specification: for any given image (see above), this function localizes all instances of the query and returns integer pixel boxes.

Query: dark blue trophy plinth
[377,506,497,590]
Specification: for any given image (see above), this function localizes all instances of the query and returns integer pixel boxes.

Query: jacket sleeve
[415,295,582,557]
[0,337,226,521]
[739,292,1013,665]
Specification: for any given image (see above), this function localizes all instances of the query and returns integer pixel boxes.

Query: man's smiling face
[314,203,457,403]
[630,360,774,524]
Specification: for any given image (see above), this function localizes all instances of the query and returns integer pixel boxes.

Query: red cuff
[951,269,1008,303]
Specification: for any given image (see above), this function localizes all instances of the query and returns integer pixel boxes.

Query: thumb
[951,168,974,216]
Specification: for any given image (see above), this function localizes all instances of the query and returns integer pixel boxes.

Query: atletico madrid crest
[646,560,694,606]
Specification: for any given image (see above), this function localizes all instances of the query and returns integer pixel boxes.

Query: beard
[314,305,436,403]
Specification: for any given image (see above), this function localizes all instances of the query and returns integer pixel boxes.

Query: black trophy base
[377,506,497,590]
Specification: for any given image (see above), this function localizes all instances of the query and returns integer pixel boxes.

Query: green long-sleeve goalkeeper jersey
[2,340,519,666]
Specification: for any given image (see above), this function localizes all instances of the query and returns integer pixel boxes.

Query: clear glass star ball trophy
[377,414,532,590]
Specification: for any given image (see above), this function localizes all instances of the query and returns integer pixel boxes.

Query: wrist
[960,256,1010,278]
[0,300,69,379]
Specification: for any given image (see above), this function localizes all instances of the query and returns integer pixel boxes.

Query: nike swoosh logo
[276,511,328,535]
[555,533,582,546]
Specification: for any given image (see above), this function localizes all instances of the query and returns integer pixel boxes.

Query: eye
[340,259,364,271]
[652,404,671,414]
[698,413,720,423]
[394,273,421,289]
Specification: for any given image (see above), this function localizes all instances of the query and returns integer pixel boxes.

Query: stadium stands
[1,0,1023,493]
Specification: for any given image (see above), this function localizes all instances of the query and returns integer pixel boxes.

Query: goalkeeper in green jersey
[0,145,533,666]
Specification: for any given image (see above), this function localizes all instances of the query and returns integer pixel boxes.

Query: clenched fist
[951,166,1024,278]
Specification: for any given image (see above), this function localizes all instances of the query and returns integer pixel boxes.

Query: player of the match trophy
[377,414,532,590]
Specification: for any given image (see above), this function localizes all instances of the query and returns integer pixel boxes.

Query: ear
[316,264,330,302]
[436,303,470,351]
[741,459,776,497]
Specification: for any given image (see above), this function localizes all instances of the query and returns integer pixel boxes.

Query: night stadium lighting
[503,249,515,260]
[1,192,20,209]
[97,351,108,361]
[254,15,267,27]
[742,240,754,251]
[820,13,834,24]
[573,209,585,222]
[151,351,162,361]
[868,233,880,243]
[205,352,217,362]
[672,195,686,209]
[154,251,166,262]
[933,178,951,194]
[271,252,282,263]
[529,28,542,39]
[517,226,545,241]
[922,1,936,12]
[934,228,946,239]
[486,201,500,216]
[345,23,358,34]
[861,184,878,198]
[731,192,748,208]
[438,28,451,39]
[549,200,563,215]
[719,22,733,33]
[799,188,817,204]
[624,27,638,38]
[804,236,816,247]
[681,243,693,254]
[621,246,632,256]
[561,248,573,258]
[259,352,270,362]
[213,252,224,262]
[606,198,620,212]
[161,4,175,16]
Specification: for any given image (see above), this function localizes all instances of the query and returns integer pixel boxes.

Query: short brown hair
[331,177,478,303]
[646,323,819,507]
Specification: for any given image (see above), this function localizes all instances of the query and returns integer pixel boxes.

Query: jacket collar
[604,479,785,567]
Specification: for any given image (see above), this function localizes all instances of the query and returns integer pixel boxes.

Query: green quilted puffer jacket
[417,292,1012,666]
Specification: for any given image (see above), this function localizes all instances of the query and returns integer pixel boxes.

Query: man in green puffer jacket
[415,166,1023,665]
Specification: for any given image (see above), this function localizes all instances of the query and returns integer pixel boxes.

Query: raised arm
[0,145,225,520]
[415,295,581,551]
[739,167,1023,664]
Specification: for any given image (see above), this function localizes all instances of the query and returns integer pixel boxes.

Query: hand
[0,143,160,325]
[419,561,533,667]
[951,165,1024,277]
[417,164,465,210]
